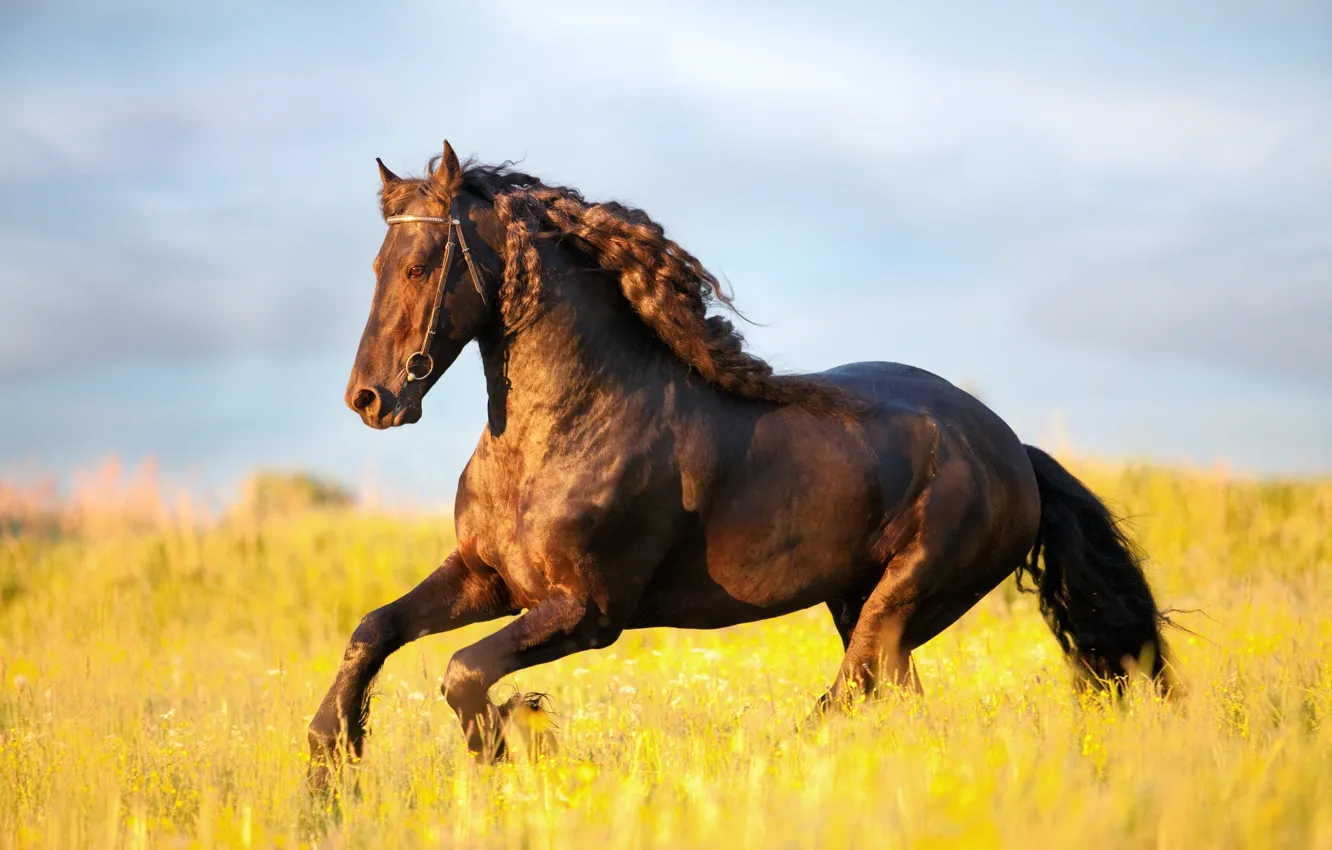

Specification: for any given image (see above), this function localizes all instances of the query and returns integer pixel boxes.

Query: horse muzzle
[347,383,422,429]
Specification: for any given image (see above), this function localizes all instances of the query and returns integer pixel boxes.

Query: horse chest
[457,448,637,608]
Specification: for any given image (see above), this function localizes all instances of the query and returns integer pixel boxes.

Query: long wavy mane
[379,159,859,417]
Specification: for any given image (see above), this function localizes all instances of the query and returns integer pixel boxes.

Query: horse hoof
[498,692,559,761]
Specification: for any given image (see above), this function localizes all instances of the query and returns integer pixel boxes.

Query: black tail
[1020,446,1176,695]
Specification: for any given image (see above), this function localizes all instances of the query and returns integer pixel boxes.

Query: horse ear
[433,140,462,190]
[376,157,400,186]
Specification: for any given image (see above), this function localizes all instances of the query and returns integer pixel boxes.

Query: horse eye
[407,264,426,279]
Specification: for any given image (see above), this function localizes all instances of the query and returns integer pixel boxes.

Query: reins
[385,211,489,384]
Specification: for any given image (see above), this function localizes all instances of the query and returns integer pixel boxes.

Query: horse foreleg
[442,592,620,762]
[307,550,515,793]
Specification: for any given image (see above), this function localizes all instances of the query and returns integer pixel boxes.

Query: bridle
[385,209,489,384]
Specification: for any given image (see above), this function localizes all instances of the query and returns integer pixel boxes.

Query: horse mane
[379,158,860,417]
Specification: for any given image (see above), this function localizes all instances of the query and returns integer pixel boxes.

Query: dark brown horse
[308,141,1174,787]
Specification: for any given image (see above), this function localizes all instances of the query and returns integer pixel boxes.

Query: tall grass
[1,460,1329,848]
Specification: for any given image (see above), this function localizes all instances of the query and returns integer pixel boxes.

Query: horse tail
[1019,445,1177,696]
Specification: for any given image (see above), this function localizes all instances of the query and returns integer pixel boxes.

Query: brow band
[386,215,456,225]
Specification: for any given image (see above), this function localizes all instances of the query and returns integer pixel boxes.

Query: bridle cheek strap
[384,212,489,384]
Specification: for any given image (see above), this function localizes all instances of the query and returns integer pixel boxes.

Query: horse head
[346,141,498,429]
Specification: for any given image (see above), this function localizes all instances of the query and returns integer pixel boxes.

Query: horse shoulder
[457,416,684,612]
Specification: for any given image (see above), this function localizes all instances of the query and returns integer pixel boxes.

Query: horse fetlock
[440,654,487,711]
[307,723,341,758]
[308,711,366,761]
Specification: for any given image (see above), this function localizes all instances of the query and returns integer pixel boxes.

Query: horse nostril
[351,387,379,413]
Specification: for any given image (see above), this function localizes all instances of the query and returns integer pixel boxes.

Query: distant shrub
[235,470,354,518]
[1,456,175,539]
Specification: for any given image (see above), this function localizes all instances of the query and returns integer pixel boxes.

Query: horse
[307,141,1175,788]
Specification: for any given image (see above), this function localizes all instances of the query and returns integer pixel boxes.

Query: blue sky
[2,0,1330,501]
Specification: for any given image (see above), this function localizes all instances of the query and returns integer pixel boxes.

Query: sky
[1,0,1330,503]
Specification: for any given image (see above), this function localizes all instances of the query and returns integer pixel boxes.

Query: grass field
[2,459,1330,848]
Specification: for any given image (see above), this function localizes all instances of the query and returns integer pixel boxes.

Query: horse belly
[713,512,870,601]
[630,479,875,629]
[629,577,818,629]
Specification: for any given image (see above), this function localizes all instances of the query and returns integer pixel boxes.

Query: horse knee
[349,605,397,649]
[441,649,488,711]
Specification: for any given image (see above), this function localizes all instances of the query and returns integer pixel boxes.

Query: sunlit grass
[1,461,1330,848]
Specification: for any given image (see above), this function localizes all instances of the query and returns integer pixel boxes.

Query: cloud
[1025,207,1332,385]
[0,0,1329,395]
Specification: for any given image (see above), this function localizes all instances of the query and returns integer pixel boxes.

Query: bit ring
[404,352,434,382]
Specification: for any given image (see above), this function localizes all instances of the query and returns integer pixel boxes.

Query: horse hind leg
[808,545,928,723]
[810,527,1030,726]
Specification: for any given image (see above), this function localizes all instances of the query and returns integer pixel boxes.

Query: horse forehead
[402,188,452,218]
[381,216,440,256]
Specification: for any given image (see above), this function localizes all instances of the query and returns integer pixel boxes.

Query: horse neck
[476,257,687,433]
